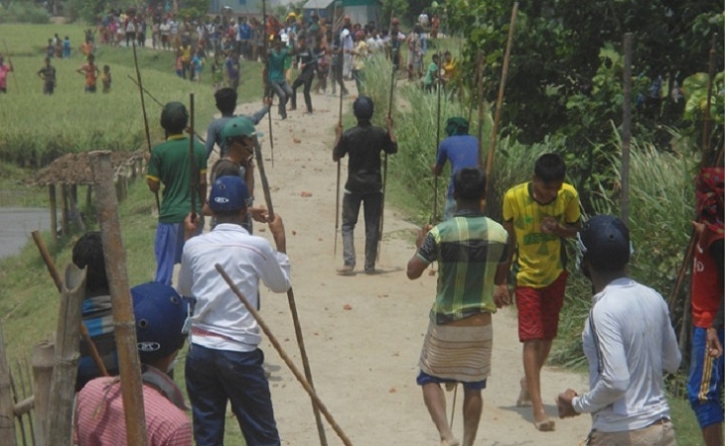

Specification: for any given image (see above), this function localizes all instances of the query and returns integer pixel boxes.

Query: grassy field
[0,24,262,170]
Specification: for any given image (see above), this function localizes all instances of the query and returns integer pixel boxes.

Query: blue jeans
[155,220,203,285]
[185,345,280,446]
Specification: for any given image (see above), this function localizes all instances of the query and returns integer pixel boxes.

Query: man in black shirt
[333,96,397,275]
[290,38,318,113]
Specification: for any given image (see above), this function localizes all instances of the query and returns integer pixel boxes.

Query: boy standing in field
[37,57,57,95]
[77,54,100,93]
[146,102,207,285]
[501,153,581,431]
[63,36,71,58]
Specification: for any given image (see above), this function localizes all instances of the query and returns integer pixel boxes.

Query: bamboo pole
[49,184,57,246]
[31,230,109,377]
[253,139,327,446]
[21,357,34,446]
[215,264,351,446]
[89,151,148,446]
[701,34,717,168]
[0,322,17,446]
[485,2,518,207]
[45,264,86,446]
[262,0,274,167]
[32,340,54,446]
[621,33,633,227]
[377,55,396,260]
[475,51,484,167]
[189,92,197,220]
[11,361,28,446]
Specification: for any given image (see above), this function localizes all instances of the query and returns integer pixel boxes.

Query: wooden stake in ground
[215,264,352,446]
[89,151,148,446]
[131,37,160,212]
[621,33,633,227]
[0,322,17,446]
[189,93,197,221]
[484,2,519,206]
[31,230,109,377]
[253,139,328,446]
[45,264,86,446]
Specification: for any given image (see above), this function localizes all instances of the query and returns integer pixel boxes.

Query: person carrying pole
[432,118,479,221]
[407,168,511,446]
[179,174,290,446]
[146,102,207,286]
[501,153,580,431]
[75,282,193,445]
[333,96,397,275]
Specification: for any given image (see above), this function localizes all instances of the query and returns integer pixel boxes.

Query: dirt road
[217,81,591,445]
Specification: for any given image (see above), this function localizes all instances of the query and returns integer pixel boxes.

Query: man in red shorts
[501,153,580,431]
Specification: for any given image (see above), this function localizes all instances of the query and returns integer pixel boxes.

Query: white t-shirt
[573,278,681,432]
[178,224,291,352]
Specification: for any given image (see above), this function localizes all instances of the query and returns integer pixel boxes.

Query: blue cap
[130,282,188,363]
[208,175,250,212]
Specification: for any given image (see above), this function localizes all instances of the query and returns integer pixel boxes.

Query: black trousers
[291,70,314,112]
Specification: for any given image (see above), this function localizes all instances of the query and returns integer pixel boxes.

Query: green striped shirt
[417,211,508,324]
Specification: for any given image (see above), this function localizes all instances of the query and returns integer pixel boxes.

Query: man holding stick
[333,96,397,275]
[146,102,207,286]
[179,174,290,445]
[407,168,510,446]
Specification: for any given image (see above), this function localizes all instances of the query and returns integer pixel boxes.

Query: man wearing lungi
[407,168,511,446]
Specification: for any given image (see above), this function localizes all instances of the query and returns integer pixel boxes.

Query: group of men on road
[60,26,722,445]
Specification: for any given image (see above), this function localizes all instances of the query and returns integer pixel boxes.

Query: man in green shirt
[146,101,207,285]
[407,168,510,446]
[267,34,294,120]
[424,53,439,93]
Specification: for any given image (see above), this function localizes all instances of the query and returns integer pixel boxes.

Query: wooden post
[45,264,86,446]
[49,185,58,246]
[61,184,69,236]
[32,340,54,446]
[485,2,519,207]
[621,32,633,227]
[69,189,86,232]
[89,151,148,446]
[85,185,92,210]
[0,322,18,446]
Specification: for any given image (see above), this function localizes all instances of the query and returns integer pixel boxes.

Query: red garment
[75,376,192,446]
[692,227,724,328]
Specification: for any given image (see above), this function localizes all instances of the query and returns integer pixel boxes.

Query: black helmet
[353,96,374,120]
[160,102,189,134]
[576,215,631,272]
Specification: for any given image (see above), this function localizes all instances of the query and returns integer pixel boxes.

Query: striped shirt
[417,210,508,324]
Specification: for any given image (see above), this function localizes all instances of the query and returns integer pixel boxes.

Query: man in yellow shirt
[501,153,580,432]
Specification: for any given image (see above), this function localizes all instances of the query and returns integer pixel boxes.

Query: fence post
[0,322,18,446]
[32,340,54,446]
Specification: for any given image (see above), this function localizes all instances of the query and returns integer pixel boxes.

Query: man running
[407,168,510,446]
[267,34,294,120]
[557,215,681,445]
[333,96,397,275]
[432,117,479,220]
[204,87,270,159]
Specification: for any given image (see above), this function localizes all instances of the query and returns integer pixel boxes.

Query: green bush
[0,3,50,24]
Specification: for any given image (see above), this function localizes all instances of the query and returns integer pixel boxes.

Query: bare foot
[441,437,460,446]
[516,377,532,407]
[533,418,555,432]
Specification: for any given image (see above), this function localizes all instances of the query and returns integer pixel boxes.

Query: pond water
[0,208,51,259]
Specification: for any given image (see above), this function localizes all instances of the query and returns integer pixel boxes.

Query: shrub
[0,3,50,24]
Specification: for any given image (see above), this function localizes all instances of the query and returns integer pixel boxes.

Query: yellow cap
[286,12,296,19]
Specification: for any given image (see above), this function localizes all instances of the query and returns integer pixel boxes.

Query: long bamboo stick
[89,151,148,446]
[0,322,17,446]
[189,93,197,221]
[215,264,352,446]
[621,33,633,227]
[253,138,327,446]
[484,2,519,207]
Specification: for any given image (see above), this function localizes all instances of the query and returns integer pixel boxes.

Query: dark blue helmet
[576,215,631,272]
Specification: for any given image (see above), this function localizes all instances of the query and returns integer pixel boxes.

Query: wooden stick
[431,55,443,224]
[45,264,86,446]
[476,51,484,167]
[89,151,148,446]
[701,33,717,168]
[252,138,328,446]
[11,360,28,446]
[131,37,160,212]
[377,55,396,260]
[262,0,275,167]
[31,230,109,377]
[215,264,351,446]
[21,356,35,446]
[0,322,17,446]
[334,80,344,257]
[484,2,518,207]
[621,32,633,227]
[449,384,458,429]
[189,93,197,220]
[32,340,53,445]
